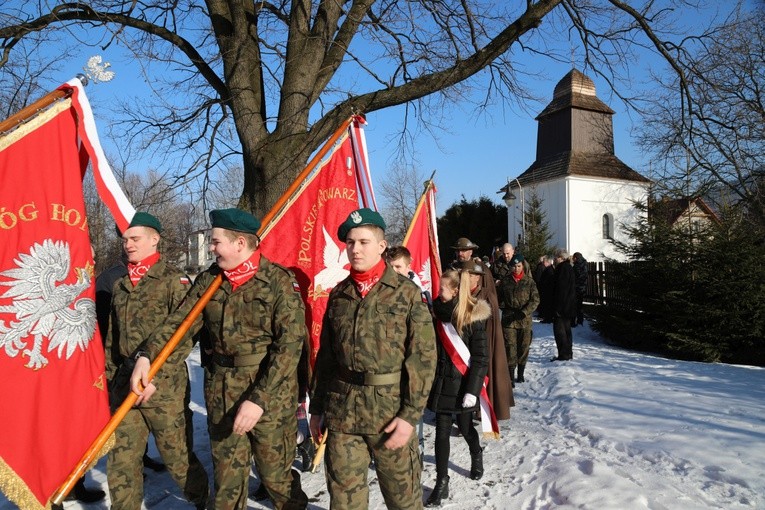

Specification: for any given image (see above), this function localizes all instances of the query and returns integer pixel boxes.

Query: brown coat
[473,259,514,420]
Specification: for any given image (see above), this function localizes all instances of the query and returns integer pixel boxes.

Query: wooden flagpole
[0,75,87,136]
[50,113,361,505]
[402,170,437,245]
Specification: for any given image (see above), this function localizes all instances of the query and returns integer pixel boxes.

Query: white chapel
[500,69,651,262]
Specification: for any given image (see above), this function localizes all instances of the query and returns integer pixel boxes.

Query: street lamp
[502,177,525,247]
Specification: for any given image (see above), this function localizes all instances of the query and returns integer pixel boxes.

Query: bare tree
[0,1,726,216]
[379,164,429,245]
[638,5,764,221]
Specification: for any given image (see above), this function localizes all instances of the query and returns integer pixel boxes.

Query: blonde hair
[220,229,260,250]
[441,269,477,336]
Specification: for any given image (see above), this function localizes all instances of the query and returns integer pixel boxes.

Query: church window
[602,214,613,239]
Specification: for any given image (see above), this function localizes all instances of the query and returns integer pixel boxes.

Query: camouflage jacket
[310,264,437,434]
[105,258,192,408]
[144,255,307,416]
[498,270,540,329]
[492,258,513,287]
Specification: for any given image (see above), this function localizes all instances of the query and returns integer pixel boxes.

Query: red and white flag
[0,80,125,509]
[403,180,441,300]
[259,117,373,365]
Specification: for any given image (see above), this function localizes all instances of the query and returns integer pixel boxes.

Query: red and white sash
[435,320,500,438]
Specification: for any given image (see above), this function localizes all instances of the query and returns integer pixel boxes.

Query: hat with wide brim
[451,237,479,250]
[459,259,485,275]
[337,208,386,241]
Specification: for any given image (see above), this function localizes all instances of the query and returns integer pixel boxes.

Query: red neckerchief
[223,249,261,291]
[512,269,525,283]
[127,252,161,286]
[349,257,386,297]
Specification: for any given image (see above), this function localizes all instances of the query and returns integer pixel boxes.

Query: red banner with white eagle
[259,117,373,366]
[0,83,117,509]
[403,179,441,301]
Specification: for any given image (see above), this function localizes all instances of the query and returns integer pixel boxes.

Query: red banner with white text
[0,98,111,509]
[259,132,361,366]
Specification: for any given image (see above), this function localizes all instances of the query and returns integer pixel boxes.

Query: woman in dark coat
[425,269,491,507]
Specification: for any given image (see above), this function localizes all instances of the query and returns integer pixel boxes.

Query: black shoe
[470,449,484,480]
[425,476,449,507]
[71,477,106,503]
[250,483,270,501]
[143,453,167,472]
[550,356,559,362]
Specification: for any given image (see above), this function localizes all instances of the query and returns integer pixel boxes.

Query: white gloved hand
[462,393,477,408]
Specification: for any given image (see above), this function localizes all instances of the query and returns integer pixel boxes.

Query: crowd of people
[91,205,588,509]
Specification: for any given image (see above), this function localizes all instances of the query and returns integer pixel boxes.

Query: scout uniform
[105,212,209,510]
[140,209,308,510]
[310,209,437,510]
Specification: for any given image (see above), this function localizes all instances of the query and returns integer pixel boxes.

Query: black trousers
[553,316,573,359]
[433,411,481,479]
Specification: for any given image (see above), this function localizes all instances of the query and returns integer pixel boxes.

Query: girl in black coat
[425,269,491,507]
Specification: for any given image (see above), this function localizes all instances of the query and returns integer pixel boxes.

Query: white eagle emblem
[418,258,432,293]
[350,211,362,224]
[0,240,97,370]
[313,226,349,295]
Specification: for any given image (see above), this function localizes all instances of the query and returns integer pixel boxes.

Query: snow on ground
[3,321,764,509]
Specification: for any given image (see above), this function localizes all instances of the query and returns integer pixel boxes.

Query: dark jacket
[538,265,555,320]
[427,298,491,414]
[572,255,589,295]
[553,261,577,319]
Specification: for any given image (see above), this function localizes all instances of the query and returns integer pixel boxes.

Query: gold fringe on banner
[0,99,72,153]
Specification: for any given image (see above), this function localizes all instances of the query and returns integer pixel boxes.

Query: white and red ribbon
[435,320,500,439]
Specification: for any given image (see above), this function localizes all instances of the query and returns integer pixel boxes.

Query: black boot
[143,453,167,472]
[425,475,449,507]
[72,477,106,503]
[517,364,526,383]
[510,366,515,387]
[470,448,484,480]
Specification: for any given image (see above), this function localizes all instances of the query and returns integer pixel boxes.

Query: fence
[584,260,637,309]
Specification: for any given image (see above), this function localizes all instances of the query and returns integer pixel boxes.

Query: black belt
[337,365,401,386]
[212,353,262,368]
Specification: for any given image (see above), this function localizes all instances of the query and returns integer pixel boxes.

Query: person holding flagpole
[131,208,309,510]
[309,208,436,510]
[425,267,490,507]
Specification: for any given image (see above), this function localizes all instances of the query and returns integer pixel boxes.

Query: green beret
[129,212,162,233]
[510,254,525,265]
[337,208,386,241]
[209,208,261,234]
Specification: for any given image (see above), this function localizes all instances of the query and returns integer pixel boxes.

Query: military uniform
[144,257,308,510]
[310,265,437,510]
[499,268,540,381]
[105,258,209,509]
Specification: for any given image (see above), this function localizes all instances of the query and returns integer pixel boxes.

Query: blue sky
[12,1,741,215]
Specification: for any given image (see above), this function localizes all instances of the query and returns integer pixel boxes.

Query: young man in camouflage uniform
[310,208,437,510]
[131,208,308,510]
[498,254,540,384]
[105,212,209,509]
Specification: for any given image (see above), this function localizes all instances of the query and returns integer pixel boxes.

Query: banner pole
[0,75,88,136]
[402,170,436,245]
[50,113,360,505]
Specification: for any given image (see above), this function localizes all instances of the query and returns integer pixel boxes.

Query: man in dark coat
[536,256,555,323]
[450,238,514,420]
[551,249,576,361]
[572,252,588,326]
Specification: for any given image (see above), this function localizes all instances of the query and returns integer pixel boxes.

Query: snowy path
[2,322,763,509]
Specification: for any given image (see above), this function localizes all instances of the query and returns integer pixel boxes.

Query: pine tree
[520,189,553,264]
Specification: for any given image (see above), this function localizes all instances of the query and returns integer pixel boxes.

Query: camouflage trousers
[205,366,307,510]
[502,326,533,369]
[325,429,423,510]
[107,394,209,509]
